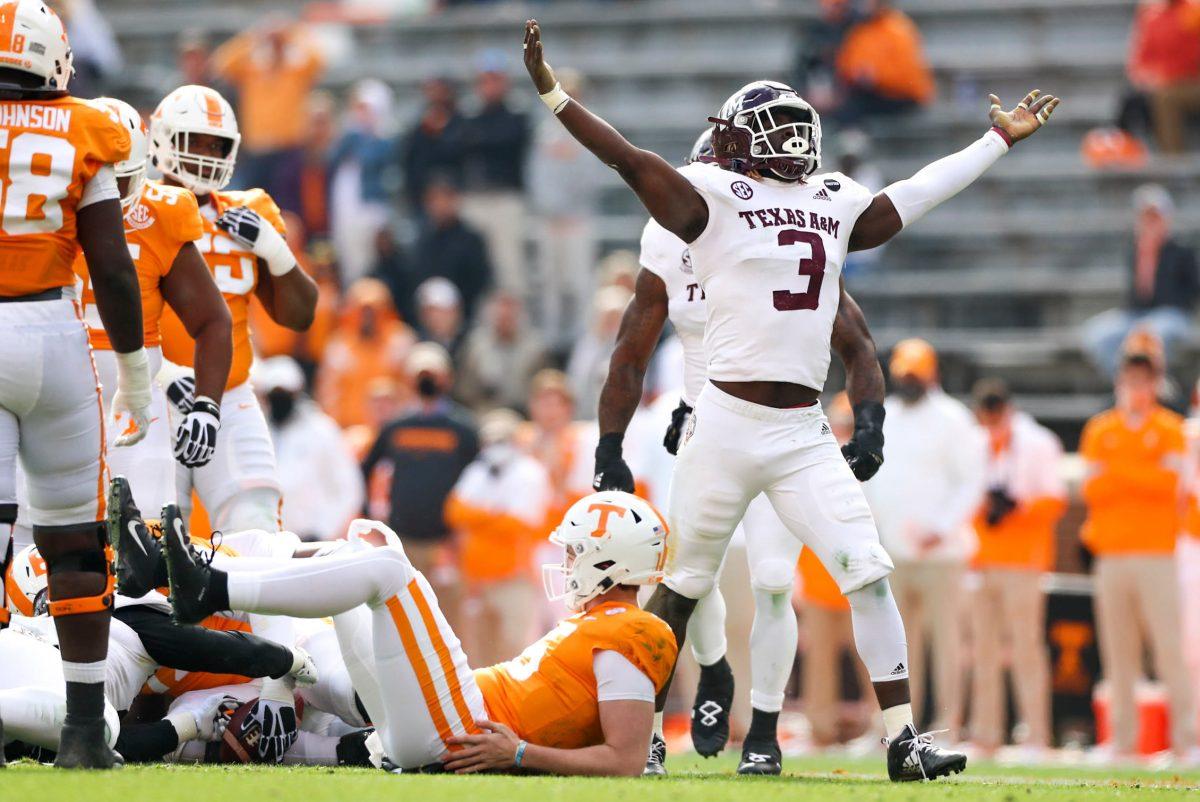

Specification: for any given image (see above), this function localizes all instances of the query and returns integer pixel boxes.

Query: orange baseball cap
[889,338,938,382]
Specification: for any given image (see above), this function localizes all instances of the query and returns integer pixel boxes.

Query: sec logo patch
[125,202,155,231]
[731,180,754,200]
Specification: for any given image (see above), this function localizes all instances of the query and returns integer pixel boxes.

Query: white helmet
[97,97,147,210]
[0,0,73,94]
[543,491,668,612]
[5,544,49,617]
[149,85,240,194]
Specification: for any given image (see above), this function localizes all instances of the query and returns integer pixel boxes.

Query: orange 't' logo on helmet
[588,502,626,538]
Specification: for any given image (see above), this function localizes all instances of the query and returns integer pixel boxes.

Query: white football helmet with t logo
[543,491,668,612]
[149,85,241,194]
[0,0,73,94]
[5,544,49,617]
[96,97,148,210]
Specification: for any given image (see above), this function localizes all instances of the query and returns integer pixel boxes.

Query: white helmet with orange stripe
[543,491,668,612]
[5,543,49,617]
[0,0,73,94]
[149,84,241,194]
[97,97,148,210]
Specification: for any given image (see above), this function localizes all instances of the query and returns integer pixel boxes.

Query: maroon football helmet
[708,80,821,182]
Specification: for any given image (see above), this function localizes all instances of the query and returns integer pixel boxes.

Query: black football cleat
[886,725,967,782]
[161,505,218,625]
[107,477,164,598]
[643,733,667,777]
[54,720,122,769]
[690,658,734,757]
[737,738,782,776]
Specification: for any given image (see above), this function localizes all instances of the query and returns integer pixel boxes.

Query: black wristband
[851,400,885,433]
[192,396,221,421]
[596,432,624,459]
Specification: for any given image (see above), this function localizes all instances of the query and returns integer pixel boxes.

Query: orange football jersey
[159,188,285,389]
[474,602,677,749]
[0,95,131,296]
[75,180,203,350]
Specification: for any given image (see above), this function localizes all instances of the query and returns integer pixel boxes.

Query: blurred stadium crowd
[43,0,1200,762]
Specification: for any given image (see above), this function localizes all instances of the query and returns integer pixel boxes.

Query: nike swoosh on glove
[216,206,295,276]
[174,395,221,468]
[244,699,298,764]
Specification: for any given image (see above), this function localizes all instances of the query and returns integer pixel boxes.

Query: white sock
[60,659,107,684]
[749,588,798,713]
[845,578,909,681]
[653,711,664,739]
[687,588,728,666]
[882,703,914,740]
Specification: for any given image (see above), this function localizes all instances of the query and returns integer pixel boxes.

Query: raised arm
[523,20,708,242]
[593,268,670,492]
[849,90,1060,252]
[831,282,886,481]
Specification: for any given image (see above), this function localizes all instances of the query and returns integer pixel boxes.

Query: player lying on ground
[523,19,1058,782]
[130,491,676,776]
[596,129,888,775]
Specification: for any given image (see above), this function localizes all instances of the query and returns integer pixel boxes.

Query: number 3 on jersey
[773,229,826,312]
[0,129,76,235]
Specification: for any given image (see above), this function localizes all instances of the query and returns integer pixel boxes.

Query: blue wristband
[514,740,528,768]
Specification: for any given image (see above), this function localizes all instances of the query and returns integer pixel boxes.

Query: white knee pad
[212,488,281,533]
[749,557,796,595]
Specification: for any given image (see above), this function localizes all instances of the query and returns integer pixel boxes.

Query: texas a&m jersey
[639,219,708,405]
[74,180,203,350]
[159,188,285,389]
[0,95,130,296]
[474,601,676,749]
[677,161,874,391]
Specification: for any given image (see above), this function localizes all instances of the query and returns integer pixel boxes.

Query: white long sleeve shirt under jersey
[864,389,987,563]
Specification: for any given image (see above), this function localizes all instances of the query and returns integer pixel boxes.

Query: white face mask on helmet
[6,544,49,617]
[149,85,241,195]
[0,0,73,94]
[96,97,148,211]
[543,491,669,613]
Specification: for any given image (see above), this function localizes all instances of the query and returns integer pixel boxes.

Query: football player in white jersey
[602,128,887,776]
[524,19,1058,781]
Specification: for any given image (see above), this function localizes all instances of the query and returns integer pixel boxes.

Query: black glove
[165,374,196,415]
[841,400,885,482]
[662,400,693,456]
[593,433,635,492]
[985,487,1019,527]
[174,396,221,468]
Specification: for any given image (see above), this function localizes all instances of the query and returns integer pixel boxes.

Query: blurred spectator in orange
[968,379,1066,757]
[213,19,325,214]
[415,277,466,355]
[1125,0,1200,154]
[330,79,400,284]
[255,356,364,541]
[316,278,415,429]
[446,408,551,666]
[1082,185,1198,378]
[300,91,337,240]
[456,290,548,413]
[1080,350,1196,762]
[458,52,530,299]
[529,68,603,344]
[567,285,632,418]
[517,369,596,527]
[402,77,464,218]
[801,392,876,746]
[361,344,478,620]
[834,0,934,124]
[410,178,493,322]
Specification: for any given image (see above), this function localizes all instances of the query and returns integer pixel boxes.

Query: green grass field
[4,753,1199,802]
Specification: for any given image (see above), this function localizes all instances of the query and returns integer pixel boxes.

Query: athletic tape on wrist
[539,83,571,114]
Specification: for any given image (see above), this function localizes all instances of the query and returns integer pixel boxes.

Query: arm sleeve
[880,130,1010,228]
[78,164,119,210]
[593,650,656,703]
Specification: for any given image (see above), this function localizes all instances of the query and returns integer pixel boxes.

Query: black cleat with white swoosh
[107,477,163,599]
[737,738,782,775]
[161,504,219,625]
[886,724,967,781]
